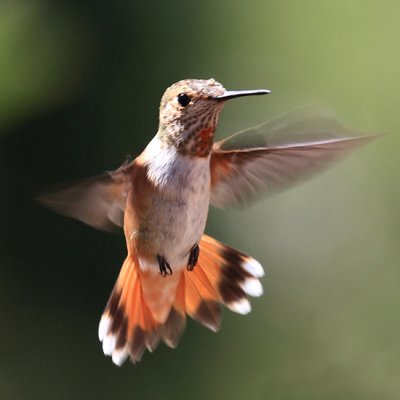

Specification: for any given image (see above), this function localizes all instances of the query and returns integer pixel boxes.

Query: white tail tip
[227,298,251,315]
[242,258,264,278]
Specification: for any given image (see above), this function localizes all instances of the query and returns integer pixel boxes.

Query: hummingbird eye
[177,93,191,107]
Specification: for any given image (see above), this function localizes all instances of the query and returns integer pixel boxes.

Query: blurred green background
[1,1,399,399]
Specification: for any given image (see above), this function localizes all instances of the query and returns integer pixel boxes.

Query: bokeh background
[1,1,399,399]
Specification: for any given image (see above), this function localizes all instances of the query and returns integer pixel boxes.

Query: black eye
[177,93,191,107]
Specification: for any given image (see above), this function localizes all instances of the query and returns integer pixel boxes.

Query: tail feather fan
[98,234,264,365]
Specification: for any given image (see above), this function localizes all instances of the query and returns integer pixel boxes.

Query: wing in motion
[38,163,131,232]
[211,106,379,208]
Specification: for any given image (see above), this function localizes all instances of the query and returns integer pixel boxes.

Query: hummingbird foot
[157,255,172,276]
[187,243,199,271]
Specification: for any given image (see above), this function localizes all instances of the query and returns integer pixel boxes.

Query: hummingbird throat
[182,126,215,157]
[161,110,220,158]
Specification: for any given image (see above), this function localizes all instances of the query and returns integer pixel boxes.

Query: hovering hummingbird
[40,78,376,366]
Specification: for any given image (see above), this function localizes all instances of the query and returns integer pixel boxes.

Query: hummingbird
[40,78,376,366]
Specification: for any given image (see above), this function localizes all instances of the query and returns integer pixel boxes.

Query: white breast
[138,137,211,272]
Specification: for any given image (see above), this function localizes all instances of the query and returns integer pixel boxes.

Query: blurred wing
[211,106,379,208]
[38,164,131,232]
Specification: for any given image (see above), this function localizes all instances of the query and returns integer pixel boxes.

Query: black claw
[157,255,172,276]
[187,243,199,271]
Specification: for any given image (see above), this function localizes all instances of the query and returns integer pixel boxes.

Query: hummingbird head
[157,79,270,157]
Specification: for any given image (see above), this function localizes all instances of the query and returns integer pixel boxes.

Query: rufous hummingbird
[40,78,376,366]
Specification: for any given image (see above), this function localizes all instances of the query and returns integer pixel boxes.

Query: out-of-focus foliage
[0,1,399,399]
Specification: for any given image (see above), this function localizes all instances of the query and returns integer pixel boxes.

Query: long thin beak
[216,89,271,101]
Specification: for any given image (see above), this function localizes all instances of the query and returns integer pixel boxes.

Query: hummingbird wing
[38,163,130,232]
[210,106,379,208]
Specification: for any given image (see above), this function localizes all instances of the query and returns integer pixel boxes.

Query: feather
[38,162,131,232]
[211,106,380,207]
[99,234,265,365]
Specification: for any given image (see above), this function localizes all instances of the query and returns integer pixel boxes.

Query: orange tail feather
[98,235,264,365]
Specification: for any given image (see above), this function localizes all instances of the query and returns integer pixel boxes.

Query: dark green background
[1,1,399,399]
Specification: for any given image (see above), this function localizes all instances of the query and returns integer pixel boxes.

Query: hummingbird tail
[98,235,264,366]
[98,255,186,365]
[98,256,157,365]
[178,234,265,333]
[188,235,265,324]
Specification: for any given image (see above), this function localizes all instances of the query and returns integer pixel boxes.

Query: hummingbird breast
[127,136,211,272]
